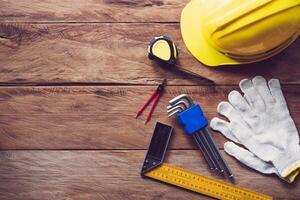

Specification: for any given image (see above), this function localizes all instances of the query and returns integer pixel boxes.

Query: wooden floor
[0,1,299,199]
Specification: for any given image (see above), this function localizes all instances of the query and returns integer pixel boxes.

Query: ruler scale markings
[145,164,272,200]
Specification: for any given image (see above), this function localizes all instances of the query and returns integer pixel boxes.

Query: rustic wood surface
[0,23,299,85]
[0,86,299,150]
[0,150,299,200]
[0,1,299,199]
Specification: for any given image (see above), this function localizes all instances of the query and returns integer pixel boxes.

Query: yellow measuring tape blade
[145,163,272,200]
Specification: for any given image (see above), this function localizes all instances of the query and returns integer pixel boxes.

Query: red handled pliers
[136,79,166,124]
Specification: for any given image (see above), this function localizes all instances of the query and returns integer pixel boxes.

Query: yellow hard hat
[180,0,300,67]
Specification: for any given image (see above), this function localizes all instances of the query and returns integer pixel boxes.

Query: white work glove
[210,76,300,183]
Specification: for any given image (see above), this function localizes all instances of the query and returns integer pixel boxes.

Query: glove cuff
[273,146,300,182]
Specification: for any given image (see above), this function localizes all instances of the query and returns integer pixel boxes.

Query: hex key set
[167,94,233,178]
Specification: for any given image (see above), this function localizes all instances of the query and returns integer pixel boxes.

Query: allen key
[167,94,233,178]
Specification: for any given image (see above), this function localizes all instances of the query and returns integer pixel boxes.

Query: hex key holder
[167,94,233,178]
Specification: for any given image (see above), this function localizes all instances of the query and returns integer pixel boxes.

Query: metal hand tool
[136,79,166,124]
[167,94,233,178]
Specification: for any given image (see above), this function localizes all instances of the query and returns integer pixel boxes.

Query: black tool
[141,122,173,174]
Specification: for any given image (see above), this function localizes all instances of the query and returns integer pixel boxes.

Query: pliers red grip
[136,79,166,124]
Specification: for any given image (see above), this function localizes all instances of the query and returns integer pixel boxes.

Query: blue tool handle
[177,104,208,135]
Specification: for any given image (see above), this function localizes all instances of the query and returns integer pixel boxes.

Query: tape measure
[147,36,214,83]
[141,123,272,200]
[145,163,272,200]
[148,36,178,65]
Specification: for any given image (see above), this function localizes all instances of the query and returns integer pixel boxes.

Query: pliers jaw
[156,79,167,94]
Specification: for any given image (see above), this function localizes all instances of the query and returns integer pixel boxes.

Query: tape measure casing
[148,36,178,65]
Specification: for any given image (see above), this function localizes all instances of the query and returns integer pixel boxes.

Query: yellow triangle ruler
[141,122,272,200]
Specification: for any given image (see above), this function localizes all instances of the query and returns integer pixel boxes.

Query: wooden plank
[0,23,299,85]
[0,0,187,23]
[0,150,298,200]
[0,85,299,150]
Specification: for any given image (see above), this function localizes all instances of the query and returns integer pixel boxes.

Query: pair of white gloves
[210,76,300,183]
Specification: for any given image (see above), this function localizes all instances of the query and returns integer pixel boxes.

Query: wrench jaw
[167,94,194,118]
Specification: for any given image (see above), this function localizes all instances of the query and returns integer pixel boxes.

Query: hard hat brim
[180,0,241,67]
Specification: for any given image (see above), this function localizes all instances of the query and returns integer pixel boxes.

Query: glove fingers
[268,79,286,105]
[224,141,277,175]
[252,76,274,104]
[217,101,243,122]
[228,90,251,113]
[216,102,253,142]
[210,118,240,144]
[229,121,254,144]
[239,79,265,111]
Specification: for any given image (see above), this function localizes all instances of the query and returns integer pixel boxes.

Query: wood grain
[0,85,299,150]
[0,23,299,85]
[0,1,299,199]
[0,0,187,23]
[0,150,299,200]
